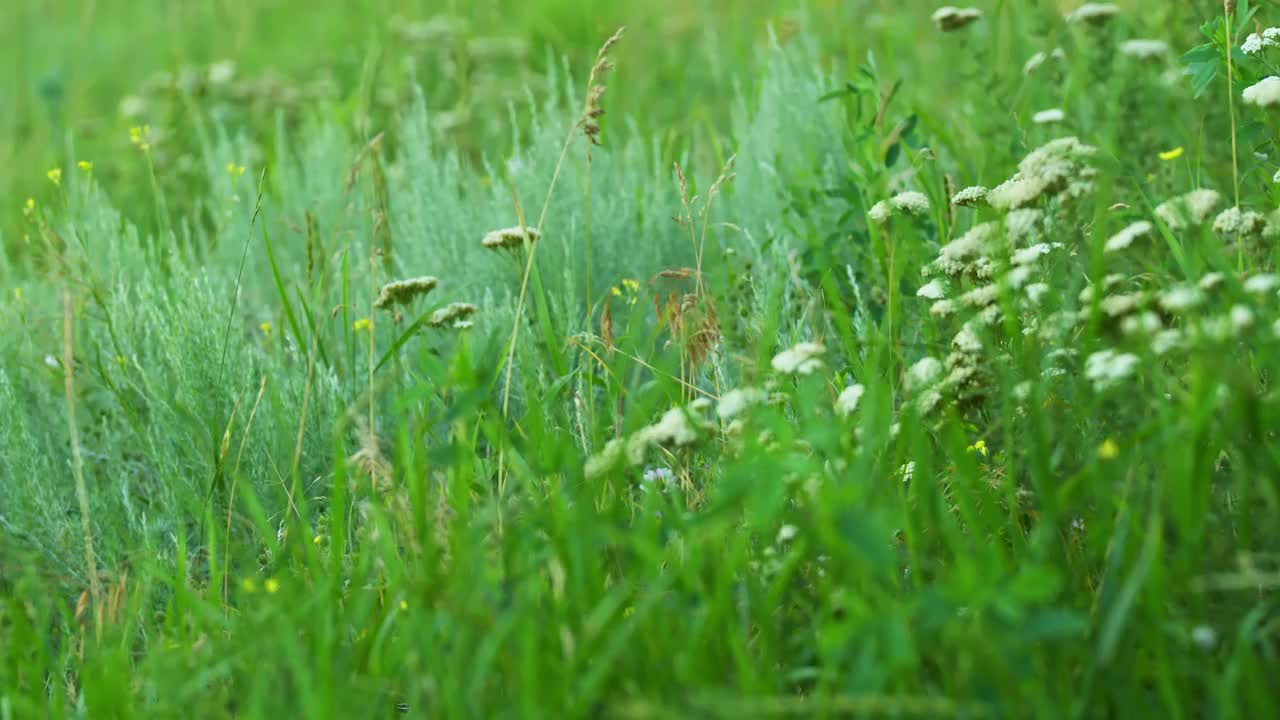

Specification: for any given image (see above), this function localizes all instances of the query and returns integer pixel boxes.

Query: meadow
[2,0,1279,717]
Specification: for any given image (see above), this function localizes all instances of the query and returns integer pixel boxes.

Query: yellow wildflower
[622,606,635,618]
[260,321,272,336]
[353,318,372,332]
[610,286,622,297]
[264,578,280,594]
[78,160,93,171]
[130,125,153,152]
[227,162,246,178]
[23,198,35,217]
[313,534,324,544]
[14,288,22,301]
[622,278,640,293]
[399,600,408,611]
[967,439,988,457]
[241,578,257,593]
[47,168,62,186]
[1158,146,1184,161]
[1098,438,1119,460]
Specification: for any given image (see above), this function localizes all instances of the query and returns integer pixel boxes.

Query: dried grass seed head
[427,302,479,328]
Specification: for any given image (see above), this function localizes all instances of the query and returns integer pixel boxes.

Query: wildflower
[1199,272,1225,291]
[1242,29,1280,55]
[931,6,982,31]
[1243,273,1280,294]
[776,524,799,543]
[259,321,272,336]
[1242,76,1280,107]
[951,186,988,207]
[930,299,958,317]
[717,387,767,421]
[241,578,257,593]
[1098,438,1119,459]
[952,324,983,354]
[46,168,61,186]
[916,279,947,299]
[906,356,944,391]
[1212,207,1266,239]
[208,60,236,85]
[1023,48,1066,75]
[1026,283,1050,303]
[967,439,988,457]
[264,578,280,594]
[1159,146,1184,161]
[836,384,865,417]
[482,225,541,250]
[988,137,1097,210]
[13,288,21,301]
[1230,305,1255,332]
[374,276,438,309]
[1065,3,1119,25]
[129,125,153,152]
[227,162,247,178]
[399,600,408,611]
[1119,39,1168,59]
[1012,243,1056,266]
[960,284,999,308]
[22,198,35,217]
[1191,625,1217,650]
[867,200,892,224]
[1084,349,1139,390]
[1121,312,1162,336]
[313,534,324,544]
[1158,285,1204,313]
[427,302,479,328]
[77,160,93,171]
[353,318,372,332]
[930,222,997,276]
[1104,221,1153,253]
[1101,292,1145,318]
[1032,108,1065,124]
[118,95,146,118]
[771,342,826,375]
[1152,329,1183,355]
[890,191,931,216]
[1155,189,1221,229]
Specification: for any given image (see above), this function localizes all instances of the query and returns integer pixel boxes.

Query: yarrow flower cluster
[1065,3,1119,25]
[1242,76,1280,107]
[772,342,826,375]
[951,186,988,207]
[374,276,438,309]
[1154,188,1221,230]
[1032,108,1065,125]
[481,226,541,250]
[1242,28,1280,55]
[427,302,478,329]
[1104,221,1153,254]
[869,191,931,223]
[1023,48,1066,75]
[931,6,983,32]
[987,137,1098,211]
[1119,39,1169,60]
[584,401,715,479]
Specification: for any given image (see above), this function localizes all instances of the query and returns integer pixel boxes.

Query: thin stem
[64,287,101,638]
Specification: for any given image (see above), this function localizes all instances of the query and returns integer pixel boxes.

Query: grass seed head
[482,225,541,251]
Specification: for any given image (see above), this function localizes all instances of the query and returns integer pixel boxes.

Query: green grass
[3,1,1280,717]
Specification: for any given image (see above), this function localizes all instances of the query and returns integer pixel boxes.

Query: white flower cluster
[584,401,715,479]
[1242,28,1280,55]
[1104,221,1153,254]
[1243,76,1280,107]
[869,191,931,224]
[1065,3,1119,25]
[836,384,866,417]
[1023,48,1066,75]
[988,137,1098,211]
[931,6,983,32]
[1085,349,1139,391]
[1032,108,1065,125]
[1119,39,1168,60]
[951,186,989,207]
[1154,188,1221,230]
[772,342,826,375]
[1211,207,1267,241]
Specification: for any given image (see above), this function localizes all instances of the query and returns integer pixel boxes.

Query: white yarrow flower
[916,279,947,299]
[890,191,931,216]
[951,185,989,207]
[868,200,892,224]
[1158,285,1205,313]
[1033,108,1065,125]
[717,387,767,421]
[1155,189,1221,230]
[1243,76,1280,107]
[906,357,944,391]
[1243,273,1280,295]
[772,342,826,375]
[1119,39,1168,59]
[931,6,983,31]
[1066,3,1119,25]
[1023,48,1066,75]
[1104,221,1153,253]
[836,384,866,417]
[1085,349,1139,390]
